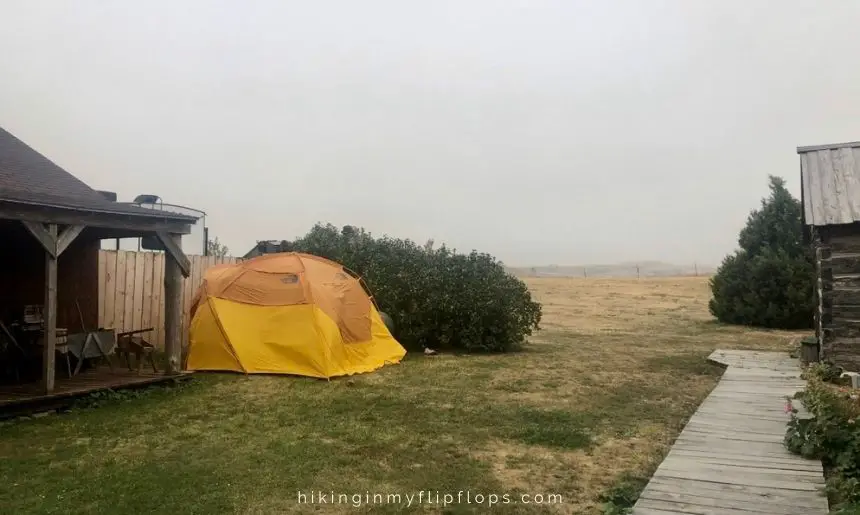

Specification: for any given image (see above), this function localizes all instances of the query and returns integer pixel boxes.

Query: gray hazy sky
[1,1,859,266]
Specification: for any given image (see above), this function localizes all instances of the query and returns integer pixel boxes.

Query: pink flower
[784,400,793,414]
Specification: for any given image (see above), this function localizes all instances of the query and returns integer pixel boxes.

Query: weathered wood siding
[799,144,860,227]
[819,225,860,370]
[813,227,824,348]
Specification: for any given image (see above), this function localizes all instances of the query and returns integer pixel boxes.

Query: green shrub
[709,176,815,329]
[275,223,542,353]
[785,374,860,511]
[833,503,860,515]
[805,361,845,384]
[599,472,649,515]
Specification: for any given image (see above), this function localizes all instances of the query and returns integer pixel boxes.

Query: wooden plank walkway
[631,349,829,515]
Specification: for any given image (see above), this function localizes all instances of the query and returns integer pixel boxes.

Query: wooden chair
[23,305,43,326]
[116,329,158,374]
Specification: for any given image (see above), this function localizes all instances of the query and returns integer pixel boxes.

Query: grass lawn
[0,277,801,514]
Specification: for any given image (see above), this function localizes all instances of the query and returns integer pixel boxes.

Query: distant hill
[507,261,715,278]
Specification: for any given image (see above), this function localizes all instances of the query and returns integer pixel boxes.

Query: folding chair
[116,328,158,374]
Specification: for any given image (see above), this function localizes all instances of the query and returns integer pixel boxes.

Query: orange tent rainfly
[186,252,406,379]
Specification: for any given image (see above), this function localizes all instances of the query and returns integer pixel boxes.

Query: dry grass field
[0,277,803,514]
[520,277,802,512]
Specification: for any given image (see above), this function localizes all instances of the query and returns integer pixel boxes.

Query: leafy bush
[834,504,860,515]
[785,367,860,511]
[275,223,542,353]
[599,472,649,515]
[709,175,815,329]
[805,361,846,384]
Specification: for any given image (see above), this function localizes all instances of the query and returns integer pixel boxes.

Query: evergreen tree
[708,175,815,329]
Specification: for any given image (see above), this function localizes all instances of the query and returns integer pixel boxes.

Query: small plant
[599,472,649,515]
[805,361,845,384]
[833,502,860,515]
[785,376,860,511]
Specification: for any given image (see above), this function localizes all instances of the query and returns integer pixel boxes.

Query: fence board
[179,258,188,344]
[123,251,137,334]
[181,256,195,345]
[141,253,154,334]
[97,250,236,348]
[97,251,106,327]
[102,251,117,329]
[151,254,165,348]
[190,256,203,327]
[114,251,128,332]
[132,253,146,331]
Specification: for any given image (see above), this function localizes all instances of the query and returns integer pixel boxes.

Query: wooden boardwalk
[631,349,829,515]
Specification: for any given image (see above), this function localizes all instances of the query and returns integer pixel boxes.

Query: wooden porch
[0,126,199,399]
[0,367,192,418]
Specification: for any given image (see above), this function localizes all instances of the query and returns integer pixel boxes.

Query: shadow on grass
[643,353,724,377]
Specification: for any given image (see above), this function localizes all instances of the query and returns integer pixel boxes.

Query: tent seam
[301,257,334,378]
[208,296,247,374]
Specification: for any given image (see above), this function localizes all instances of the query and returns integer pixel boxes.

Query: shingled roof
[0,126,195,222]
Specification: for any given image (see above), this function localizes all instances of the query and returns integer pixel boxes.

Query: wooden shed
[799,141,860,371]
[0,126,196,396]
[243,240,285,259]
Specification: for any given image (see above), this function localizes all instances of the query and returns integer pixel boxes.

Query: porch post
[43,224,58,394]
[163,233,184,375]
[21,221,83,393]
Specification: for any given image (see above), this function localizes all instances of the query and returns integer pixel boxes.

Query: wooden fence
[97,250,238,348]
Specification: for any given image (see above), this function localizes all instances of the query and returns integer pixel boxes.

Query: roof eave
[797,141,860,154]
[114,202,202,222]
[0,199,195,235]
[0,197,198,223]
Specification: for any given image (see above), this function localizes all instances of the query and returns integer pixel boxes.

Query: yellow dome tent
[186,252,406,378]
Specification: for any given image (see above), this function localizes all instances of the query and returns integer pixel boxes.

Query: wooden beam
[156,231,191,277]
[43,224,59,394]
[21,220,57,258]
[0,201,193,235]
[56,224,85,256]
[163,233,183,375]
[826,255,860,275]
[797,141,860,153]
[81,228,161,241]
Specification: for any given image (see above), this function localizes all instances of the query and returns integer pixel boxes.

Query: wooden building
[0,126,196,394]
[243,240,286,259]
[799,141,860,371]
